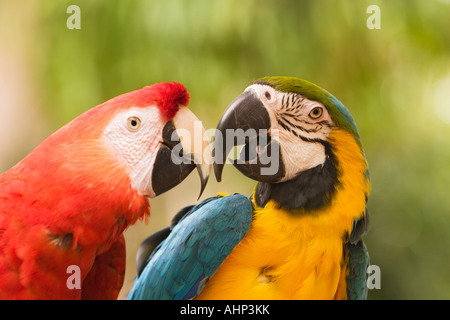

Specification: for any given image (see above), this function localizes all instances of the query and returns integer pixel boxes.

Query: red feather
[137,81,190,118]
[81,235,126,300]
[0,82,190,299]
[106,81,190,119]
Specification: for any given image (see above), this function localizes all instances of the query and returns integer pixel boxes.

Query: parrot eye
[265,91,272,100]
[308,107,323,119]
[127,116,141,131]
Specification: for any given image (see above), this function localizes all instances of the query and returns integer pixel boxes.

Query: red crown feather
[134,81,190,118]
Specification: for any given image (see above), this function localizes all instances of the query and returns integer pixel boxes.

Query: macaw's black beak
[213,89,285,183]
[152,107,211,199]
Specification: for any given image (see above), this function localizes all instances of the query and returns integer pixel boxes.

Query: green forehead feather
[253,76,360,142]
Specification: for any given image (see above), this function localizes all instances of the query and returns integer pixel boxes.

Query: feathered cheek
[102,122,163,197]
[125,133,162,197]
[277,135,327,181]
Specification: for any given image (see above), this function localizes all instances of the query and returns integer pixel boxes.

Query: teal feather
[345,240,370,300]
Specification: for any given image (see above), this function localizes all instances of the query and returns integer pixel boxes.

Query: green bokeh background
[0,0,449,299]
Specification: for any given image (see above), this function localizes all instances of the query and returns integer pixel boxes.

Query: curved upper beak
[213,89,285,183]
[151,107,211,199]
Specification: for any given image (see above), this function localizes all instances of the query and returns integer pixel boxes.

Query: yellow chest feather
[197,202,354,299]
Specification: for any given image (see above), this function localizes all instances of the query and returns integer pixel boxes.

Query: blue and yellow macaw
[128,76,371,300]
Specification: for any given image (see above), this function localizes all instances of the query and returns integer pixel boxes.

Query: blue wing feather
[128,194,253,300]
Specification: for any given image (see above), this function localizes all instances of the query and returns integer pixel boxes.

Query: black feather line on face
[276,117,324,142]
[278,115,322,134]
[280,92,305,112]
[255,142,340,212]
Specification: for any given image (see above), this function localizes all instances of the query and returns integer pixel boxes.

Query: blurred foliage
[0,0,449,299]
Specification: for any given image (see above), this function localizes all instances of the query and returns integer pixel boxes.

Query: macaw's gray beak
[213,89,285,183]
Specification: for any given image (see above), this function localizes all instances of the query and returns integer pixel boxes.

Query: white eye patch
[102,106,165,196]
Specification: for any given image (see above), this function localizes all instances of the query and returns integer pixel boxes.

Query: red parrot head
[97,81,211,198]
[11,82,211,226]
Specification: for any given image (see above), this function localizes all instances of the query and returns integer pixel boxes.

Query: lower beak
[213,89,285,183]
[151,107,211,199]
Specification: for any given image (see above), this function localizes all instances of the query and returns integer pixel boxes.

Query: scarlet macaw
[0,82,210,299]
